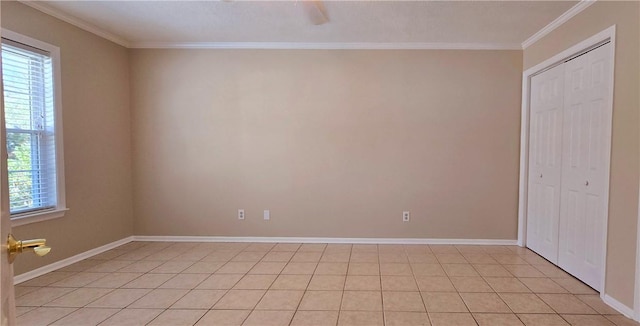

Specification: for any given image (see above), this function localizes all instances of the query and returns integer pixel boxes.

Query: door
[0,11,17,323]
[558,43,612,291]
[526,63,565,264]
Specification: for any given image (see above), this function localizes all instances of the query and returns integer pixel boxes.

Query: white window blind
[2,39,58,216]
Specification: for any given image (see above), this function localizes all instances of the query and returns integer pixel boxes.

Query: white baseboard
[602,294,636,320]
[13,235,517,285]
[132,235,518,246]
[13,236,134,285]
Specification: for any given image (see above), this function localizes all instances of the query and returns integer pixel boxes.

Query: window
[2,30,65,225]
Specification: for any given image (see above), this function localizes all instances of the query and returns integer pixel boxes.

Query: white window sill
[11,208,68,227]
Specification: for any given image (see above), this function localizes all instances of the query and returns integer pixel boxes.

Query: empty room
[0,0,639,325]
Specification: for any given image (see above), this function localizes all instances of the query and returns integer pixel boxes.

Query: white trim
[11,0,596,51]
[16,0,594,51]
[13,1,521,51]
[10,209,68,227]
[130,42,522,50]
[16,1,130,48]
[50,32,67,227]
[600,27,616,298]
[636,135,640,321]
[132,236,518,246]
[13,236,134,285]
[518,26,616,244]
[523,27,616,77]
[521,0,597,49]
[16,0,520,51]
[2,30,56,56]
[1,29,68,228]
[636,221,640,321]
[603,294,636,320]
[518,26,615,293]
[517,71,530,248]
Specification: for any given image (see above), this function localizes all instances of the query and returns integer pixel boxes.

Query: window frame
[2,29,67,227]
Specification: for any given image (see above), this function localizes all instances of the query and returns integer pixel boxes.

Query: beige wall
[524,1,640,309]
[1,2,134,275]
[3,0,637,311]
[131,49,523,240]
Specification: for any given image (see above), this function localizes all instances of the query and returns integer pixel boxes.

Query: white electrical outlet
[238,209,245,220]
[263,210,270,220]
[403,211,410,222]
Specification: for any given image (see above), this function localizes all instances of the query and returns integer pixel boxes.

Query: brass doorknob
[7,234,51,263]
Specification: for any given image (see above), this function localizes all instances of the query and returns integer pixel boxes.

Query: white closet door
[527,64,565,264]
[558,43,612,291]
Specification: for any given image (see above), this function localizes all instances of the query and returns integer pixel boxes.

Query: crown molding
[521,0,597,49]
[18,0,131,48]
[19,0,591,51]
[12,0,521,51]
[13,0,522,51]
[131,42,522,50]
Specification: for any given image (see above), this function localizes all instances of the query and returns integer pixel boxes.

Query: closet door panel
[558,43,611,291]
[526,64,564,264]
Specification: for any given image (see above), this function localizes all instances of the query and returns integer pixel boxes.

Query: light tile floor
[13,242,640,326]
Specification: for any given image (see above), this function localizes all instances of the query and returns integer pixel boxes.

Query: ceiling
[26,1,578,48]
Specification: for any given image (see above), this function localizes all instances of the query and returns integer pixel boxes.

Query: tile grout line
[44,242,155,325]
[377,244,386,326]
[193,242,251,325]
[465,246,516,325]
[336,244,351,326]
[142,243,222,325]
[95,242,159,325]
[215,242,258,326]
[117,242,231,325]
[288,243,327,326]
[246,243,298,325]
[453,245,479,325]
[126,242,199,326]
[408,244,431,326]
